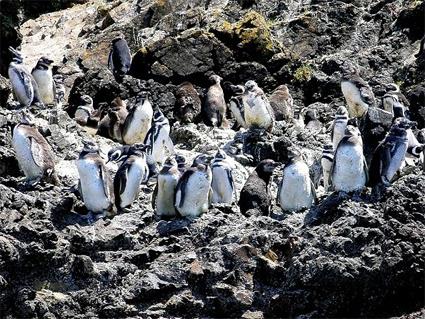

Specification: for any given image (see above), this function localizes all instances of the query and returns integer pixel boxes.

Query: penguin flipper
[108,49,114,72]
[362,155,369,185]
[310,180,318,204]
[151,183,158,210]
[12,67,33,103]
[226,168,237,202]
[99,162,114,203]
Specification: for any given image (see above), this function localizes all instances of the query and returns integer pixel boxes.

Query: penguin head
[8,46,23,63]
[304,109,317,124]
[20,109,35,125]
[323,144,333,152]
[229,84,245,95]
[244,80,257,92]
[153,109,164,121]
[336,106,348,117]
[163,156,178,168]
[256,159,279,174]
[136,92,149,104]
[385,83,400,93]
[175,154,186,167]
[275,84,289,94]
[345,125,361,137]
[80,95,93,106]
[38,57,54,69]
[209,74,222,84]
[111,97,125,109]
[192,154,212,167]
[392,117,416,130]
[214,149,227,160]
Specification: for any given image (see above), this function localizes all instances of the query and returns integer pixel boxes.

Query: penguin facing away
[174,81,202,124]
[204,74,228,128]
[174,154,212,218]
[341,66,375,118]
[211,149,236,204]
[228,84,247,130]
[31,56,55,106]
[122,93,153,145]
[12,110,58,186]
[152,156,181,218]
[8,47,35,107]
[243,80,275,132]
[239,159,279,216]
[108,37,132,82]
[278,149,316,212]
[268,84,294,121]
[382,83,410,119]
[331,125,368,193]
[76,141,115,217]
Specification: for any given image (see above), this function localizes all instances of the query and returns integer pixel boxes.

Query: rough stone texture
[0,0,424,318]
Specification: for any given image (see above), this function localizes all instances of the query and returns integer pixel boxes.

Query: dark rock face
[0,0,424,318]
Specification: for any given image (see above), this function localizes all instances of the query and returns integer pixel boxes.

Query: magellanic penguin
[228,84,247,130]
[204,74,228,128]
[75,95,94,126]
[108,36,132,82]
[77,140,115,217]
[242,80,275,132]
[369,118,413,187]
[382,83,410,119]
[239,159,279,216]
[331,106,349,151]
[211,149,236,204]
[321,144,334,192]
[152,156,181,218]
[174,82,202,124]
[12,110,58,186]
[175,154,187,174]
[304,109,322,133]
[8,47,41,107]
[53,74,65,109]
[122,93,153,145]
[111,144,151,211]
[331,125,368,193]
[278,149,316,212]
[268,84,294,121]
[174,154,212,218]
[144,108,174,166]
[341,66,376,118]
[31,57,55,106]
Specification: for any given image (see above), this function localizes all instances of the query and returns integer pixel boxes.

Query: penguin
[382,83,410,119]
[415,35,424,58]
[291,107,305,133]
[211,149,236,204]
[53,74,65,109]
[204,74,228,128]
[174,154,212,218]
[108,36,132,82]
[31,57,55,106]
[331,125,368,193]
[122,93,153,145]
[228,84,247,130]
[406,128,424,161]
[76,140,115,217]
[268,84,294,121]
[175,154,187,174]
[304,109,322,133]
[152,156,181,217]
[7,47,39,107]
[242,80,275,132]
[321,144,334,192]
[108,97,129,142]
[331,106,349,151]
[12,110,57,186]
[75,95,94,126]
[112,144,151,211]
[144,108,174,166]
[278,149,316,212]
[174,82,201,123]
[239,159,279,216]
[341,66,375,118]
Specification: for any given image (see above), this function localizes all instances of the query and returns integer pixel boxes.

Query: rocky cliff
[0,0,424,318]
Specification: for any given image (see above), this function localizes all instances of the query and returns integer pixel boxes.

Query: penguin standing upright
[341,66,375,118]
[111,144,151,211]
[239,159,279,216]
[31,57,55,106]
[304,109,322,133]
[12,110,57,186]
[175,154,212,218]
[321,144,334,192]
[382,83,410,118]
[122,93,153,145]
[242,80,275,132]
[204,74,228,128]
[152,156,181,218]
[331,125,368,193]
[268,84,294,121]
[211,149,236,204]
[144,108,174,166]
[175,154,187,174]
[331,106,349,151]
[75,95,94,126]
[174,82,201,124]
[7,47,41,107]
[369,118,413,187]
[108,97,129,143]
[76,141,115,217]
[108,36,132,82]
[228,84,247,130]
[278,149,316,212]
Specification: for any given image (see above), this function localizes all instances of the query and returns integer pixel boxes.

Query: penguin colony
[6,38,425,222]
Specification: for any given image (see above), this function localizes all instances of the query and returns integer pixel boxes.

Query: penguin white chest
[151,126,171,165]
[77,159,111,213]
[12,128,43,179]
[32,69,54,104]
[333,120,347,150]
[321,156,333,192]
[124,106,153,144]
[244,95,272,128]
[176,171,211,218]
[119,158,148,208]
[341,81,368,118]
[211,165,233,204]
[333,144,366,192]
[156,173,179,217]
[9,67,33,106]
[279,162,314,212]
